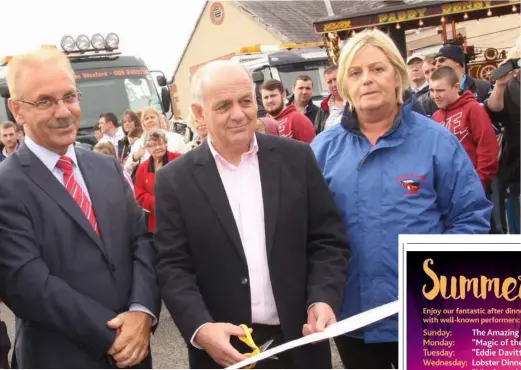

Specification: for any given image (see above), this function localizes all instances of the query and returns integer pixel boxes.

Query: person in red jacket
[430,66,499,189]
[260,79,316,143]
[135,129,182,232]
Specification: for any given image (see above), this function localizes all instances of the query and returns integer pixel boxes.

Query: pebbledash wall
[170,1,281,119]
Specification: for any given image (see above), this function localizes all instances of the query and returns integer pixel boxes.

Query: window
[75,67,162,128]
[277,61,329,98]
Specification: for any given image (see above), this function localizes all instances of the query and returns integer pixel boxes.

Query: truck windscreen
[277,61,329,97]
[75,66,162,129]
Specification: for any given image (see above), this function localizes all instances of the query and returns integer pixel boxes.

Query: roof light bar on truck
[60,33,120,54]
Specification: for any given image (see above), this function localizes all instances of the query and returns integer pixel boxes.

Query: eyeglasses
[17,89,82,110]
[146,141,166,149]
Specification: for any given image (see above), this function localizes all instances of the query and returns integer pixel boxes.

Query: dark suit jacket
[0,143,161,368]
[154,133,350,368]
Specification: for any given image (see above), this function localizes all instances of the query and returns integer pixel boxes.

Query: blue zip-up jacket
[311,100,493,343]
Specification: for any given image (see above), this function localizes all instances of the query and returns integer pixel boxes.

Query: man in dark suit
[0,48,160,368]
[154,60,350,369]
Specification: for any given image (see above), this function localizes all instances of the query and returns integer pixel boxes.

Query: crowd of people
[0,27,518,369]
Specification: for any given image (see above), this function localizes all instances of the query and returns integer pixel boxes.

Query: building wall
[173,1,282,118]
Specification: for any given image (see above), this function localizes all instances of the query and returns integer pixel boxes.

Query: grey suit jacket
[0,143,160,368]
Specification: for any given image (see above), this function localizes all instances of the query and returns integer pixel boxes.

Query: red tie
[55,156,99,236]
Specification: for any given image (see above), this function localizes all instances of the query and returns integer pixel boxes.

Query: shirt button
[252,300,260,306]
[241,277,248,285]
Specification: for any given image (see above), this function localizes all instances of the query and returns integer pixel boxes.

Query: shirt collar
[24,136,78,173]
[207,133,258,166]
[102,126,124,141]
[460,74,467,91]
[412,81,429,93]
[2,142,19,157]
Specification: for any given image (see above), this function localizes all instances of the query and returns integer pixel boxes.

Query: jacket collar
[341,97,415,142]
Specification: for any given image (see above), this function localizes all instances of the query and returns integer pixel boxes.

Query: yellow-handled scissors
[238,324,278,369]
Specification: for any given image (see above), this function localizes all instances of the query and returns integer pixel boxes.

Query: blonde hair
[185,106,197,129]
[6,48,74,99]
[93,142,116,157]
[140,107,162,130]
[337,28,409,110]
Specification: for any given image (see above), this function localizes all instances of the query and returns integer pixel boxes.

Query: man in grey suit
[0,48,160,368]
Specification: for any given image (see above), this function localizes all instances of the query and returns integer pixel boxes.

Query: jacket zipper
[357,150,372,170]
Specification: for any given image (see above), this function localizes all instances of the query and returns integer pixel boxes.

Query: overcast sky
[1,0,206,79]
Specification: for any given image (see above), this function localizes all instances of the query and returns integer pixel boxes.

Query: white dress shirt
[24,136,156,324]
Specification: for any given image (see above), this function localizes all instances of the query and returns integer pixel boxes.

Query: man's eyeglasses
[17,90,82,110]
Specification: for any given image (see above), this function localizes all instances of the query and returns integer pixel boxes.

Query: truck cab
[0,33,171,146]
[231,43,331,110]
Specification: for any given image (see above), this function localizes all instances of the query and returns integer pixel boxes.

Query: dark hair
[294,75,313,87]
[103,112,119,127]
[121,110,140,132]
[324,64,338,75]
[430,66,459,85]
[128,126,144,139]
[15,122,24,135]
[93,123,101,131]
[259,79,284,94]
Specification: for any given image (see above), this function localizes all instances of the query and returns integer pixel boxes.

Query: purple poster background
[406,251,521,370]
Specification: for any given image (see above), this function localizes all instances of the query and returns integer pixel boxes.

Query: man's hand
[107,311,153,368]
[194,323,248,367]
[496,70,516,87]
[303,302,336,338]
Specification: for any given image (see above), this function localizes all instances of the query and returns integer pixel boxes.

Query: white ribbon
[226,300,399,369]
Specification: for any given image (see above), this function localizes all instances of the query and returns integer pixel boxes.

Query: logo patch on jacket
[394,174,426,195]
[401,180,420,194]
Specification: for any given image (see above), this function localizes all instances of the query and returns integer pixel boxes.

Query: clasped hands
[106,311,153,368]
[194,302,336,367]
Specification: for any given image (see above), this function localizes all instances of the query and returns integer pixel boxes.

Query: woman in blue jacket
[311,29,492,369]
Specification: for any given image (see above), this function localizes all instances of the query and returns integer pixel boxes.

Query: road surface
[1,303,342,368]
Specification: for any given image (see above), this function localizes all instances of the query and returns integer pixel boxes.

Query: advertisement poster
[400,235,521,370]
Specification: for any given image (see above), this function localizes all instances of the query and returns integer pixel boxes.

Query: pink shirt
[123,171,134,192]
[207,135,279,325]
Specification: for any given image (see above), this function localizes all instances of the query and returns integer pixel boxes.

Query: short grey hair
[144,129,167,145]
[191,60,255,104]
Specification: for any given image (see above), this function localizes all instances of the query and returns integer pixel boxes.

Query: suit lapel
[193,141,247,266]
[75,149,111,260]
[256,134,280,256]
[17,144,109,260]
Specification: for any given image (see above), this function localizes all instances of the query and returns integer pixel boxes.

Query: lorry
[0,33,172,146]
[230,42,331,108]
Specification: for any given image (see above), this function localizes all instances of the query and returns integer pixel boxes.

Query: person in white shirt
[123,107,188,175]
[97,113,125,154]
